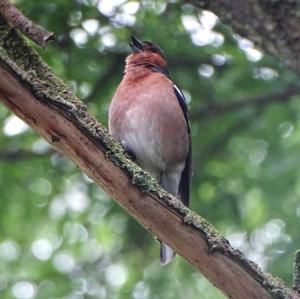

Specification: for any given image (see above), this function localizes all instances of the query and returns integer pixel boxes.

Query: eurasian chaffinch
[109,36,191,265]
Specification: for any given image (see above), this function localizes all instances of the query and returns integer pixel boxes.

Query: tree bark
[0,0,53,46]
[0,13,299,299]
[189,0,300,76]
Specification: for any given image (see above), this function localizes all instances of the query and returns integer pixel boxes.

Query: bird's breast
[109,74,189,173]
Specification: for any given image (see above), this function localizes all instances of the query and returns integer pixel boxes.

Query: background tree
[1,1,300,299]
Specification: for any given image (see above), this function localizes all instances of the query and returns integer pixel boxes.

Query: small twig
[0,0,54,47]
[293,250,300,293]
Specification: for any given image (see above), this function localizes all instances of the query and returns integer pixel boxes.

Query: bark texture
[189,0,300,76]
[0,0,53,47]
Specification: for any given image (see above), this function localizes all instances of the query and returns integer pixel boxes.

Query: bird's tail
[160,242,175,265]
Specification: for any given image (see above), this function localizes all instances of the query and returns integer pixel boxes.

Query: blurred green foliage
[1,1,300,298]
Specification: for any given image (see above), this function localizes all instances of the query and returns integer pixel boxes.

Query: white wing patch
[173,84,187,106]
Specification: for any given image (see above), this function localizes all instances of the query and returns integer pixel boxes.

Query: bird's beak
[129,36,143,53]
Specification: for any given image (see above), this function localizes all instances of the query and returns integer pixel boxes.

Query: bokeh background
[1,0,300,298]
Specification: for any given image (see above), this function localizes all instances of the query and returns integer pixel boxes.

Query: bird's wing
[173,85,190,133]
[173,84,191,207]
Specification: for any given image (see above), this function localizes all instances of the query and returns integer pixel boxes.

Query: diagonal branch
[0,0,54,47]
[0,15,298,299]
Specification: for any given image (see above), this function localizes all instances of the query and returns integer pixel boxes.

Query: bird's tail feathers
[160,242,175,265]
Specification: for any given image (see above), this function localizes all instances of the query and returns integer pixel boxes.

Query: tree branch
[0,15,298,299]
[0,0,54,47]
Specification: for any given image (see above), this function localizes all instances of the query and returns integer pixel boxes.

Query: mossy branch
[0,0,54,47]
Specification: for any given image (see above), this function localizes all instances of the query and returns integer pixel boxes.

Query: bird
[109,36,191,265]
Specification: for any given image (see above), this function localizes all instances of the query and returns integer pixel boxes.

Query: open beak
[129,36,143,53]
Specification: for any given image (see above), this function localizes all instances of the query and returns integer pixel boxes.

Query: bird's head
[129,36,165,57]
[126,36,167,71]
